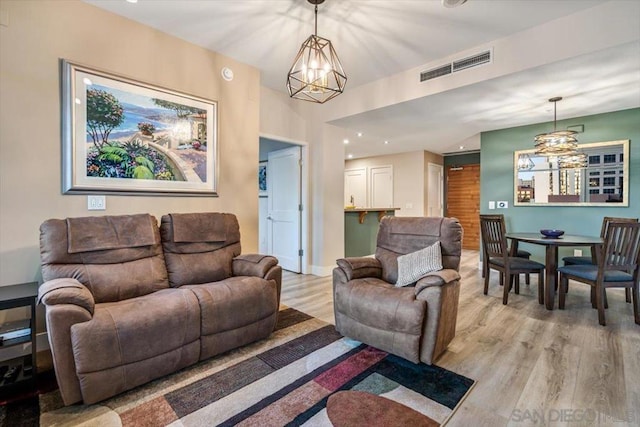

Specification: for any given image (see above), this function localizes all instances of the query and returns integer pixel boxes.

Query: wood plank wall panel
[446,164,480,250]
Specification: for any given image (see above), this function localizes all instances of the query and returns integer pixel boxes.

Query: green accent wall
[480,108,640,262]
[345,211,396,257]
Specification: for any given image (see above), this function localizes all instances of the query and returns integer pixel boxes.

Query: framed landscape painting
[61,59,218,195]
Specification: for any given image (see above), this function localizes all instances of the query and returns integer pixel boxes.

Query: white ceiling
[86,0,640,157]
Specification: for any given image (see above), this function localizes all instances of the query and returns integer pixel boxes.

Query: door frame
[260,133,309,274]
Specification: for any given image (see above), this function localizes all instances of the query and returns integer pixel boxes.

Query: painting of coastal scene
[63,60,217,195]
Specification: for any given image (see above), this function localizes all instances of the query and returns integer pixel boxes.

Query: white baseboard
[310,265,334,277]
[0,332,50,361]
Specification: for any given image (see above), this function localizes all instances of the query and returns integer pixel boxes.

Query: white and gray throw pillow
[395,241,443,287]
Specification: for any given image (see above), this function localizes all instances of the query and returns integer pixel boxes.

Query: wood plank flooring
[280,250,640,426]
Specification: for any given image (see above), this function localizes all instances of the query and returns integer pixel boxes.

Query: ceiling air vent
[420,64,452,82]
[452,50,491,72]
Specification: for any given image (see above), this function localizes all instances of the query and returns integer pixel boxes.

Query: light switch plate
[488,201,495,210]
[88,195,106,210]
[497,201,508,209]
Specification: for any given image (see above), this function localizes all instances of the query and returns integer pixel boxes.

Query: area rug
[2,308,474,426]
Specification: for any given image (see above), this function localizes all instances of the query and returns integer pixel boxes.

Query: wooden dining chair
[563,216,638,303]
[480,215,545,305]
[558,221,640,326]
[480,214,532,284]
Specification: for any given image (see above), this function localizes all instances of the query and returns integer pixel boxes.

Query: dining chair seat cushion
[562,256,593,266]
[489,257,544,270]
[558,265,633,282]
[516,249,531,258]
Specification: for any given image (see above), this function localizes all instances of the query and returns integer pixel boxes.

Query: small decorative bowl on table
[540,229,565,238]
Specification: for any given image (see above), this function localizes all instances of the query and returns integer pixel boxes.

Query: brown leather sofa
[38,212,281,405]
[333,216,462,365]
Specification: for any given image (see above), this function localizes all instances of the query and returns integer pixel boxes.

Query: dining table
[505,233,603,310]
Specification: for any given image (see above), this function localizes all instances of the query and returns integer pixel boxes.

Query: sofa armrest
[414,269,461,297]
[38,278,95,315]
[336,257,382,281]
[232,254,278,278]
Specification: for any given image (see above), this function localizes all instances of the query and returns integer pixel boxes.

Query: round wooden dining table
[505,233,603,310]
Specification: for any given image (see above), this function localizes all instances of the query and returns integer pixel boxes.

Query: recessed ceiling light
[347,154,353,159]
[459,145,465,150]
[384,140,389,144]
[126,0,138,3]
[343,139,349,144]
[357,132,363,137]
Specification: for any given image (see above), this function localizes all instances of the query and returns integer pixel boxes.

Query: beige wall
[0,0,261,286]
[346,151,428,217]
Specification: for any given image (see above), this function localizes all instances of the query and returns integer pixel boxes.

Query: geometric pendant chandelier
[534,96,578,156]
[286,0,347,103]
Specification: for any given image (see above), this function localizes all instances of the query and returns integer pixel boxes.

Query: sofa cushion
[40,214,169,303]
[161,213,242,287]
[375,217,462,284]
[66,214,156,253]
[334,277,425,335]
[184,276,278,337]
[70,288,201,374]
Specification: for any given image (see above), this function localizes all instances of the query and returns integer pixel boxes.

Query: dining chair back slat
[602,221,640,273]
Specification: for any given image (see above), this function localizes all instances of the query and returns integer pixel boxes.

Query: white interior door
[427,163,444,216]
[344,168,367,207]
[268,146,302,272]
[370,165,393,208]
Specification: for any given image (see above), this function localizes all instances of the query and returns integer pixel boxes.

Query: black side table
[0,282,38,400]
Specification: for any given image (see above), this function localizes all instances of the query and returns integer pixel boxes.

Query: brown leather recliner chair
[333,216,463,365]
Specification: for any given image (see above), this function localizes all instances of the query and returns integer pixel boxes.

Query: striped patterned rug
[24,308,474,426]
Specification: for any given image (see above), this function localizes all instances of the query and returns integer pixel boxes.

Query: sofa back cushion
[375,216,462,284]
[160,212,241,287]
[40,214,169,303]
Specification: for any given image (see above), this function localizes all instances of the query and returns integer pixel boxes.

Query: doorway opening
[259,136,308,273]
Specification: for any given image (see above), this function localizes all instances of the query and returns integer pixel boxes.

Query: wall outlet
[488,201,495,210]
[88,195,106,210]
[497,201,508,209]
[573,249,583,257]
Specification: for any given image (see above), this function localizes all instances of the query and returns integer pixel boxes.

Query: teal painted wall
[480,108,640,262]
[345,211,396,257]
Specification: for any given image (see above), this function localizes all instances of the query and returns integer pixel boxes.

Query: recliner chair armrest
[232,254,278,278]
[38,278,95,316]
[336,257,382,281]
[414,269,461,297]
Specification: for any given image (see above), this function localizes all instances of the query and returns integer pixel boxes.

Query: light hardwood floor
[281,250,640,427]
